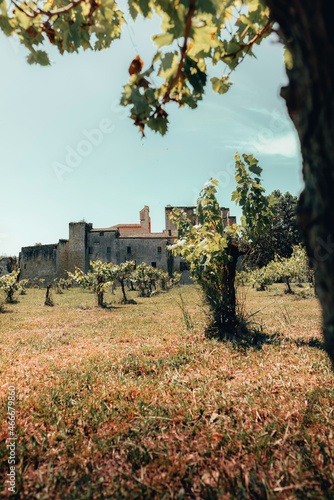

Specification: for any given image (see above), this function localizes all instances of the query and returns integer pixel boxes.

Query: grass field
[0,284,333,499]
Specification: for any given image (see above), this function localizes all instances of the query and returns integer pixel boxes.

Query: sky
[0,12,303,257]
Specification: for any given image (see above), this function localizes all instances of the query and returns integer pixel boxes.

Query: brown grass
[0,284,333,499]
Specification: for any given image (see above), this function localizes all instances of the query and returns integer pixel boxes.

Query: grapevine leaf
[211,76,232,94]
[27,50,50,66]
[147,116,168,136]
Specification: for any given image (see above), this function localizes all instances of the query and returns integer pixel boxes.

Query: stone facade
[19,206,236,283]
[0,257,17,277]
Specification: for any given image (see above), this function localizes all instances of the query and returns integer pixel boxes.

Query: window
[127,246,131,254]
[89,247,93,254]
[107,247,111,253]
[168,230,171,236]
[180,261,190,271]
[157,246,161,253]
[100,231,104,236]
[24,264,26,269]
[151,262,156,268]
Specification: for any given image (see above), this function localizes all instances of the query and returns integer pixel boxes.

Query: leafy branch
[162,0,195,104]
[223,20,273,62]
[11,0,87,19]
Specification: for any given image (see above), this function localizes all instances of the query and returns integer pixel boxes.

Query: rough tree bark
[97,275,104,307]
[267,0,334,366]
[204,243,242,336]
[119,278,128,303]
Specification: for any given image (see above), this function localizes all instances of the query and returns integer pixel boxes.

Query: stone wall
[87,230,118,266]
[19,245,57,283]
[0,257,16,277]
[165,206,197,236]
[117,236,192,282]
[68,222,92,274]
[117,236,170,270]
[165,206,236,233]
[85,233,188,277]
[56,239,69,278]
[139,206,151,233]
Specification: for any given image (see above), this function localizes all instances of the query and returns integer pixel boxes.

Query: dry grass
[0,284,333,499]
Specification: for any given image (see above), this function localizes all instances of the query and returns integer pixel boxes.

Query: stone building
[18,206,236,283]
[0,257,17,277]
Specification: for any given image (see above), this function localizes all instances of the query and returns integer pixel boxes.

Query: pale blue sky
[0,14,303,256]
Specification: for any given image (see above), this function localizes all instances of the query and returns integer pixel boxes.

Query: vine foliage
[170,153,275,336]
[0,0,273,135]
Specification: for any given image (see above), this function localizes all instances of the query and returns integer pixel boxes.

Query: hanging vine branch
[11,0,87,19]
[163,0,196,104]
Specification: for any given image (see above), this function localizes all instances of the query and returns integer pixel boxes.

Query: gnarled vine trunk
[268,0,334,366]
[204,244,241,336]
[119,278,128,303]
[97,275,104,307]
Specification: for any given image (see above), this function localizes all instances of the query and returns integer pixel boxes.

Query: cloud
[256,133,300,158]
[224,132,300,159]
[245,106,279,118]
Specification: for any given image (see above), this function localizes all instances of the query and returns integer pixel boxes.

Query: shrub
[0,271,22,303]
[170,154,275,337]
[68,260,116,307]
[130,264,179,297]
[243,245,312,294]
[19,279,29,295]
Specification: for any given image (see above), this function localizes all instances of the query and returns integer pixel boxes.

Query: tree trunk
[205,243,240,336]
[6,290,14,303]
[139,282,146,297]
[167,245,174,277]
[97,291,104,307]
[120,278,128,303]
[285,276,293,294]
[97,275,104,307]
[268,0,334,366]
[45,285,53,306]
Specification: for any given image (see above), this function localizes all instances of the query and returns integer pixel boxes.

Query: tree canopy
[246,190,303,269]
[0,0,275,135]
